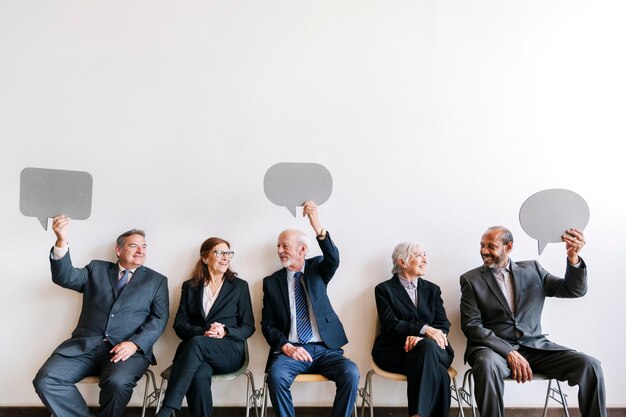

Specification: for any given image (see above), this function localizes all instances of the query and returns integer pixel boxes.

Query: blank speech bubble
[519,189,590,255]
[263,162,333,216]
[20,167,93,230]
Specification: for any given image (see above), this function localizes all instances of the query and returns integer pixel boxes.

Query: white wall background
[1,0,625,408]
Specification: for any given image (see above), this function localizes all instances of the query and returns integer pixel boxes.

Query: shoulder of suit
[419,277,440,290]
[137,265,167,281]
[461,265,486,279]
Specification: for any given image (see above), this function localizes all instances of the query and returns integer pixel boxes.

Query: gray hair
[486,226,514,245]
[280,229,310,256]
[391,241,425,275]
[116,229,145,248]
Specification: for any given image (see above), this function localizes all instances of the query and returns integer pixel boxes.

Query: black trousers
[374,338,454,417]
[162,336,244,417]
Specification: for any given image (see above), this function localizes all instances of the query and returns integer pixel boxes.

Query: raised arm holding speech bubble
[263,162,333,216]
[519,188,590,254]
[20,167,93,230]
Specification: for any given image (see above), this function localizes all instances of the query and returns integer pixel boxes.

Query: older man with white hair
[261,201,359,417]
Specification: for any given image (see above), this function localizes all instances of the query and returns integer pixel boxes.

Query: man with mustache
[459,225,606,417]
[261,201,359,417]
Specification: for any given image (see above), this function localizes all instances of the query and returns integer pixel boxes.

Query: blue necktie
[117,269,131,290]
[293,272,313,343]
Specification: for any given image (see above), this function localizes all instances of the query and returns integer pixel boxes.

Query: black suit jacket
[261,233,348,369]
[460,258,587,362]
[372,275,453,357]
[49,249,169,364]
[173,277,255,357]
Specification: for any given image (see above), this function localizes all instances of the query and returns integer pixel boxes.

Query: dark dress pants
[469,346,606,417]
[374,338,454,417]
[162,336,244,417]
[33,341,149,417]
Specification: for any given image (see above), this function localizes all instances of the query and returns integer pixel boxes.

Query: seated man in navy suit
[34,215,169,417]
[261,201,359,417]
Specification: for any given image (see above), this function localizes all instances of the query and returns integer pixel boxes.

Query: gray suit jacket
[49,248,169,364]
[459,258,587,363]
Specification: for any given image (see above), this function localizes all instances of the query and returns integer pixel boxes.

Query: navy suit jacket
[173,277,255,357]
[49,249,169,364]
[460,258,587,362]
[372,275,453,357]
[261,233,348,369]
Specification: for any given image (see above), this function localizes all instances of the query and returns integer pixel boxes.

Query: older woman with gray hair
[372,242,454,417]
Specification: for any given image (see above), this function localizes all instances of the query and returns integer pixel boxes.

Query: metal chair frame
[457,368,570,417]
[358,359,465,417]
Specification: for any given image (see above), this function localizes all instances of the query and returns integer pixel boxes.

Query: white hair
[391,241,425,275]
[280,229,310,256]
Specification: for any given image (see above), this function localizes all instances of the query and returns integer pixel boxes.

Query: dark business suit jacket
[261,233,348,369]
[372,275,453,358]
[173,277,255,354]
[49,249,169,364]
[459,258,587,362]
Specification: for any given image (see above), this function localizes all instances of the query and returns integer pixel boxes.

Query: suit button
[111,314,115,317]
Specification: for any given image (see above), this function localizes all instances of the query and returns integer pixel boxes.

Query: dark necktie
[293,272,313,343]
[117,269,131,290]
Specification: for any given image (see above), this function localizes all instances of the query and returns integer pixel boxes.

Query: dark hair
[487,226,514,245]
[190,237,238,287]
[116,229,145,248]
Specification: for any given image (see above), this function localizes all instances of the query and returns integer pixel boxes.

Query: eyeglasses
[210,250,235,259]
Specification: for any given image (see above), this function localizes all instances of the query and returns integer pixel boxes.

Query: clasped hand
[204,322,226,338]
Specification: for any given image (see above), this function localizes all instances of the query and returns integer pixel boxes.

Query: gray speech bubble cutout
[519,189,590,255]
[263,162,333,216]
[20,167,93,230]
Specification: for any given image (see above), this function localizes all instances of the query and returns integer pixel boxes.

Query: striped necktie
[293,272,313,343]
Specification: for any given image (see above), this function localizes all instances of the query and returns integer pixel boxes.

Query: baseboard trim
[1,407,624,417]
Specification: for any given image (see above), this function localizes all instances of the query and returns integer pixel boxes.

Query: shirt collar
[398,275,418,289]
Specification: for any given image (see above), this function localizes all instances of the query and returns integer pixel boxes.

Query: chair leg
[542,379,570,417]
[555,380,570,417]
[141,370,158,417]
[450,374,465,417]
[357,369,374,417]
[245,370,261,417]
[155,377,167,413]
[261,374,269,417]
[458,369,476,417]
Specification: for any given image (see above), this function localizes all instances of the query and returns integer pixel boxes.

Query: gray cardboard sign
[519,188,590,255]
[263,162,333,216]
[20,167,93,230]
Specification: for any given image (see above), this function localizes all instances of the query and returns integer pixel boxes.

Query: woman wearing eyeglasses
[156,237,255,417]
[372,242,454,417]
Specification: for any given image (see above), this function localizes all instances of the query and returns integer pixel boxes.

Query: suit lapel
[509,260,521,314]
[479,266,513,316]
[277,269,290,318]
[205,279,232,321]
[390,275,419,319]
[109,264,120,297]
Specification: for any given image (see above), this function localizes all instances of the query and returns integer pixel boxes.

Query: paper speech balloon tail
[286,205,297,217]
[38,216,49,230]
[538,240,548,255]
